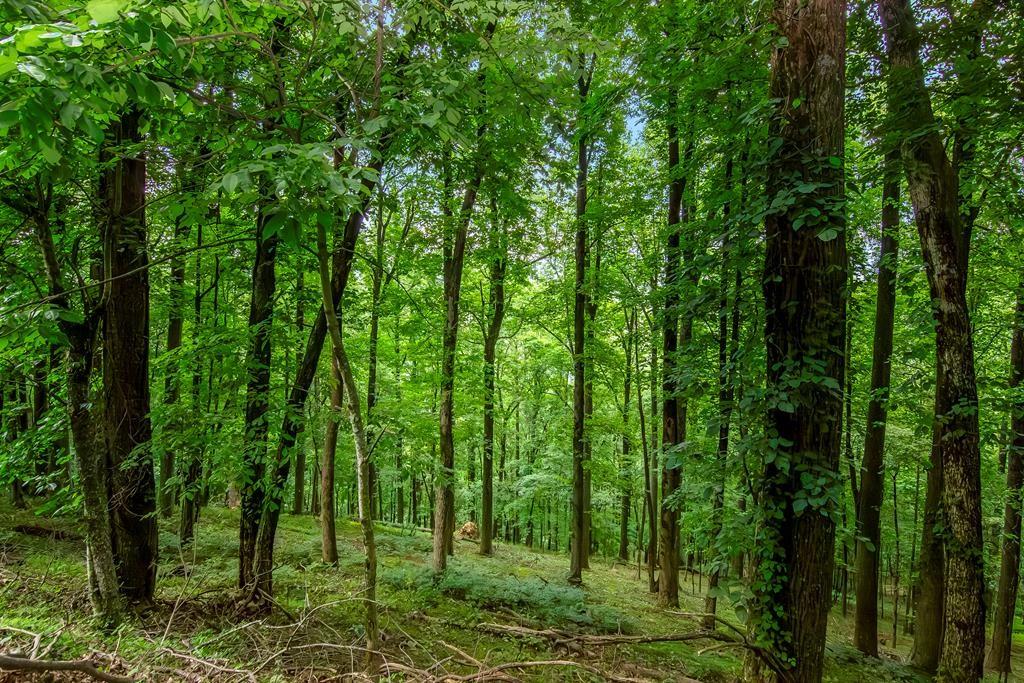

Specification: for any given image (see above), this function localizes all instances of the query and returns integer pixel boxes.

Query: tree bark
[618,309,635,563]
[704,159,737,629]
[180,224,213,546]
[878,0,985,677]
[31,198,122,624]
[569,54,593,586]
[755,0,846,680]
[480,202,507,556]
[237,200,280,596]
[854,149,900,656]
[101,108,158,603]
[159,201,187,518]
[291,271,306,515]
[316,214,378,667]
[658,94,685,609]
[321,356,342,565]
[985,276,1024,673]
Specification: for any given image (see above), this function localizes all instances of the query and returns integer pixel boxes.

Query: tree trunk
[618,309,635,563]
[480,202,507,556]
[854,149,900,656]
[179,224,208,546]
[704,159,737,629]
[237,200,280,596]
[569,57,593,586]
[316,216,378,666]
[31,201,123,624]
[658,94,684,609]
[878,0,985,677]
[755,1,846,680]
[985,276,1024,673]
[433,152,485,573]
[160,206,187,518]
[292,271,306,515]
[101,108,158,603]
[321,357,342,565]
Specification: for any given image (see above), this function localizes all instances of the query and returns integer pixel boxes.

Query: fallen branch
[444,658,642,683]
[0,652,134,683]
[479,622,718,647]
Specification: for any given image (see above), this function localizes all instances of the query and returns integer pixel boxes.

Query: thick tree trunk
[658,96,684,609]
[878,0,985,677]
[985,277,1024,673]
[101,108,158,603]
[854,149,900,656]
[569,59,592,585]
[755,1,846,680]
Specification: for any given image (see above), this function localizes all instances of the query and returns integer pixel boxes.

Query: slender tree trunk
[985,276,1024,673]
[754,1,846,680]
[321,357,342,565]
[480,203,507,556]
[160,207,187,518]
[854,149,901,656]
[292,271,306,515]
[316,217,378,666]
[237,199,280,596]
[101,108,158,602]
[434,152,486,574]
[179,224,208,546]
[640,327,659,593]
[878,0,985,677]
[618,309,635,563]
[704,159,737,629]
[366,205,385,521]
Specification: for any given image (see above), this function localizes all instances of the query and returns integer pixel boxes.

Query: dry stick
[446,658,642,683]
[156,646,255,682]
[0,653,135,683]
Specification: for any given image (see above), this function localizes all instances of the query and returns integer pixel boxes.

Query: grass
[0,501,997,681]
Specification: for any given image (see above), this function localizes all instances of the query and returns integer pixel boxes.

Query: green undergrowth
[0,502,967,681]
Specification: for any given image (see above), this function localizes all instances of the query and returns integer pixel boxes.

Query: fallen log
[0,653,134,683]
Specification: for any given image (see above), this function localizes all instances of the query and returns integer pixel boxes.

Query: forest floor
[0,502,1012,682]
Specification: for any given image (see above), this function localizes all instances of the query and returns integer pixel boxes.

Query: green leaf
[0,109,19,129]
[59,103,83,129]
[87,0,125,24]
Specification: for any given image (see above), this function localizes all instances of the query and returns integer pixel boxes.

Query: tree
[101,108,159,602]
[853,149,900,656]
[878,0,986,676]
[752,0,847,680]
[985,274,1024,673]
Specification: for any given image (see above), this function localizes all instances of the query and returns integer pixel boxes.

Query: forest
[0,0,1020,681]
